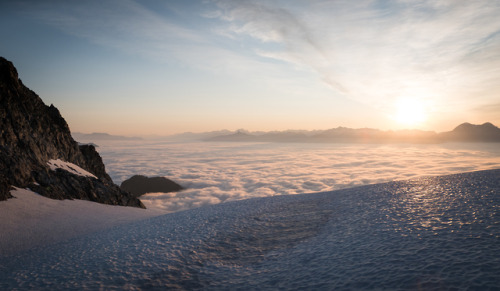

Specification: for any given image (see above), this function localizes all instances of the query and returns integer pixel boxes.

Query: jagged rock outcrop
[0,57,144,207]
[121,175,184,197]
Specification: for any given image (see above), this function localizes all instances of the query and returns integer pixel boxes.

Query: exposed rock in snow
[120,175,184,197]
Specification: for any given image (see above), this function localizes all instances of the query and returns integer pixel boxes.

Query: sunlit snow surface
[1,169,499,290]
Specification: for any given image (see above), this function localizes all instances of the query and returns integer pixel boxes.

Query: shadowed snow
[1,169,499,289]
[0,188,163,256]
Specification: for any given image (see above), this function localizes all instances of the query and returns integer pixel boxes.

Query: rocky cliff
[0,57,144,207]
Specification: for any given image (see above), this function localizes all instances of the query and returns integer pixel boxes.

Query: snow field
[1,169,499,290]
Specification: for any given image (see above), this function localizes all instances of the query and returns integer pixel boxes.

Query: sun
[393,97,427,127]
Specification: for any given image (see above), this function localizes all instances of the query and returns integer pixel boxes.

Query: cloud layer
[96,140,500,213]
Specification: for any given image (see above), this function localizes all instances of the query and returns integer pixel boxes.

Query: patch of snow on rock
[47,159,97,179]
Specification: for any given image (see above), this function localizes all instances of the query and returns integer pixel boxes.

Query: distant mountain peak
[481,122,496,128]
[453,122,500,131]
[443,122,500,142]
[234,130,252,136]
[204,122,500,143]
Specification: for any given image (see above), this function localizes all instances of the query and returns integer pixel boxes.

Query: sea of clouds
[95,141,500,213]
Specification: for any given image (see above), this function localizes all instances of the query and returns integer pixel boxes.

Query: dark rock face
[121,175,184,197]
[78,144,112,181]
[0,57,144,207]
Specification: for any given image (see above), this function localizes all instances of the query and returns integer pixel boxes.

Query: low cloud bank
[97,141,500,213]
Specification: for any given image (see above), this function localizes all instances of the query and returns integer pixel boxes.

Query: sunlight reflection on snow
[94,141,500,213]
[2,170,499,289]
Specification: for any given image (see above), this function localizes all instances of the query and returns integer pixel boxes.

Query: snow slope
[1,169,499,290]
[0,188,164,256]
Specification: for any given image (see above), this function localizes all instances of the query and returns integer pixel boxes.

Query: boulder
[121,175,184,197]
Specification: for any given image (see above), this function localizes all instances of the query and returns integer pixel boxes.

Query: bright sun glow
[393,97,427,127]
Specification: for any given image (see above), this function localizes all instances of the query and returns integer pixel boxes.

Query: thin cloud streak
[212,0,347,93]
[211,0,500,118]
[23,0,205,62]
[15,0,500,108]
[21,0,311,81]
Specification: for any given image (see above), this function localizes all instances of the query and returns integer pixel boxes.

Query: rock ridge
[0,57,144,207]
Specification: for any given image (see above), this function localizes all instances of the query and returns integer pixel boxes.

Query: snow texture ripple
[1,169,499,290]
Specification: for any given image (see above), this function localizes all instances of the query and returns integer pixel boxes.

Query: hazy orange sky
[1,0,500,135]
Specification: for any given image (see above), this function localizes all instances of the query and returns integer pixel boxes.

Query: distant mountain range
[72,124,500,144]
[165,130,234,141]
[72,132,142,142]
[205,122,500,143]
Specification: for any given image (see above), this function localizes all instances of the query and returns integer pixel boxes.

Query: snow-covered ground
[1,169,499,290]
[0,188,164,256]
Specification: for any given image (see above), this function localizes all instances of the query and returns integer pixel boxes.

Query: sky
[1,0,500,136]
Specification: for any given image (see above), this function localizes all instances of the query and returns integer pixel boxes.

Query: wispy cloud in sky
[209,0,500,123]
[25,0,204,62]
[211,0,347,92]
[15,0,500,102]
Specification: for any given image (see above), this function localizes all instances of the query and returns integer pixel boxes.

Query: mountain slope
[0,57,143,207]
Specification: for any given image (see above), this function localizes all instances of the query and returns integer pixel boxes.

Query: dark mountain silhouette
[72,132,142,142]
[438,122,500,142]
[259,131,310,142]
[206,130,255,142]
[167,130,233,141]
[0,57,143,207]
[204,123,500,144]
[120,175,184,197]
[205,127,438,143]
[311,127,438,143]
